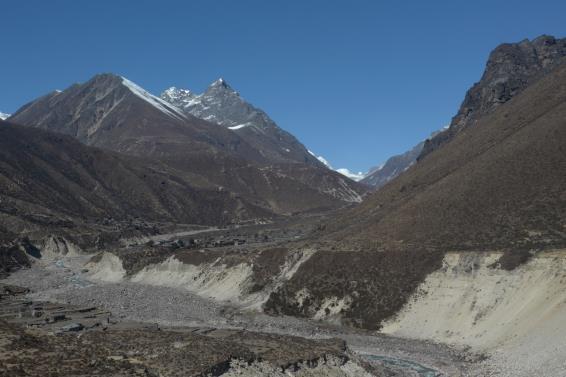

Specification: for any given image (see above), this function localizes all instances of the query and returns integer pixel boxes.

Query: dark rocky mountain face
[0,121,272,237]
[361,141,424,189]
[267,55,566,329]
[361,35,565,189]
[9,74,365,219]
[361,128,447,189]
[420,35,566,159]
[10,74,264,162]
[161,79,324,167]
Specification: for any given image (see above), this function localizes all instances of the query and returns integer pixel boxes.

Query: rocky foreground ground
[0,253,479,376]
[1,282,379,377]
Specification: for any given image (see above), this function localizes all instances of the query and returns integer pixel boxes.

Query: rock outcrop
[420,35,566,159]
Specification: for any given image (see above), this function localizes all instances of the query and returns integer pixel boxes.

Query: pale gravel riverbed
[2,255,480,376]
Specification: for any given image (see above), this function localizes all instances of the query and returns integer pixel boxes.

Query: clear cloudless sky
[1,0,565,173]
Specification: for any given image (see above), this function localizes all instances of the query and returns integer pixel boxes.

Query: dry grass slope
[266,61,566,329]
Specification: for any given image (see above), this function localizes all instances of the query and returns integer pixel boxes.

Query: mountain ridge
[420,35,566,159]
[362,127,447,188]
[9,73,366,218]
[0,119,275,244]
[161,79,325,167]
[265,44,566,330]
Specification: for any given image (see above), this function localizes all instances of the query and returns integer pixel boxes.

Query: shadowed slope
[0,121,271,233]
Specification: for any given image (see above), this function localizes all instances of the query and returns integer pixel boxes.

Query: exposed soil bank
[382,250,566,376]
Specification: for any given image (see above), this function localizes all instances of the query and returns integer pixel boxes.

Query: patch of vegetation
[264,248,443,330]
[489,248,534,271]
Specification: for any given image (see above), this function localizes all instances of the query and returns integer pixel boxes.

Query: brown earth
[0,121,272,232]
[265,57,566,330]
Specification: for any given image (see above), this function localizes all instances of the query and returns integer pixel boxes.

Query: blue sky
[1,0,565,172]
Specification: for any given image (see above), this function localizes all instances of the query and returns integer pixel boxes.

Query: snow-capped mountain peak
[161,81,246,128]
[160,80,323,167]
[0,112,10,120]
[211,77,226,86]
[121,77,187,121]
[205,77,237,97]
[162,86,195,100]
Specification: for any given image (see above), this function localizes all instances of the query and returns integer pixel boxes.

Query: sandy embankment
[86,249,316,309]
[381,250,566,376]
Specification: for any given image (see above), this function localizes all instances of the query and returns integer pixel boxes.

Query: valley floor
[6,220,564,376]
[2,253,474,377]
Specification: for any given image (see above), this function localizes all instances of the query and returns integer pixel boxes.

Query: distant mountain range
[305,150,366,181]
[5,73,365,237]
[361,142,423,188]
[161,79,324,167]
[361,127,447,189]
[0,112,10,120]
[161,81,375,182]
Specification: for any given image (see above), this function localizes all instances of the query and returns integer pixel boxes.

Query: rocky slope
[362,128,447,189]
[420,35,566,159]
[361,141,423,189]
[0,121,272,238]
[161,79,324,167]
[9,74,262,162]
[265,48,566,330]
[9,74,365,218]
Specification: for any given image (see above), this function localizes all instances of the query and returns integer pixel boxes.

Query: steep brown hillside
[266,59,566,330]
[0,121,271,234]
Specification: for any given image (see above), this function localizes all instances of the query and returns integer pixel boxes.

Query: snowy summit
[121,77,187,121]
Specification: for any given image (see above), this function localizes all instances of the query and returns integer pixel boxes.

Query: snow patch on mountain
[161,79,263,129]
[308,150,332,169]
[0,112,10,120]
[228,122,252,130]
[160,80,326,166]
[335,168,366,182]
[307,150,366,181]
[121,77,187,121]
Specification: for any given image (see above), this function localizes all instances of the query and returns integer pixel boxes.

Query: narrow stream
[55,259,93,288]
[362,354,441,376]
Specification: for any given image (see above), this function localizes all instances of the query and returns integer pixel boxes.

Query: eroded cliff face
[381,250,566,376]
[86,246,317,310]
[420,35,566,159]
